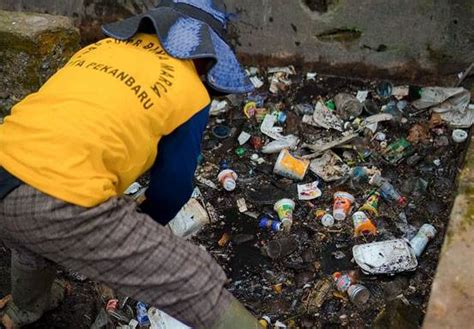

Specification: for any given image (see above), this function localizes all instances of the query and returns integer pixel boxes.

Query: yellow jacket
[0,33,210,207]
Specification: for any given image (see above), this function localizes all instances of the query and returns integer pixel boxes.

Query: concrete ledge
[424,133,474,328]
[0,0,472,84]
[0,10,80,116]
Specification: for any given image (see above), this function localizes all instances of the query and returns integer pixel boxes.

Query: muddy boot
[0,255,64,328]
[211,299,262,329]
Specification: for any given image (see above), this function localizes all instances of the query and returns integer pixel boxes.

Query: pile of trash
[97,67,472,328]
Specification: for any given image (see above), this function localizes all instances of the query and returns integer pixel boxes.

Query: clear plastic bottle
[409,224,437,257]
[369,174,406,206]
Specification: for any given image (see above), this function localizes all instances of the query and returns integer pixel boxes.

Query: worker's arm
[139,105,210,225]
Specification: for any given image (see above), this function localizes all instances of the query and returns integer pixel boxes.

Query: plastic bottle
[332,272,354,292]
[136,302,150,327]
[332,272,370,304]
[369,174,406,206]
[359,191,381,217]
[409,224,437,257]
[350,166,369,184]
[259,216,282,232]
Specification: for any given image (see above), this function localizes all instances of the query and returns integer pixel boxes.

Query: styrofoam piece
[353,239,418,274]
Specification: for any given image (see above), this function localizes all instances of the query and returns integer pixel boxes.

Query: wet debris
[108,68,472,328]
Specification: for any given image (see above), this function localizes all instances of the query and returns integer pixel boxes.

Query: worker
[0,0,262,328]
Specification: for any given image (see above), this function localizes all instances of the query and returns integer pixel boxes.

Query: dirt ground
[0,71,470,328]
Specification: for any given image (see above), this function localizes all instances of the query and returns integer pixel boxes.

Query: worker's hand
[0,295,16,329]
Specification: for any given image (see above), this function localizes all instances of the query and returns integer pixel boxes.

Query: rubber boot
[210,299,262,329]
[1,254,58,327]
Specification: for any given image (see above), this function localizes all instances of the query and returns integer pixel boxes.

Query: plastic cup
[352,211,377,237]
[273,149,309,181]
[217,169,238,191]
[334,93,363,120]
[333,192,355,221]
[363,99,380,115]
[265,237,298,259]
[348,284,370,304]
[274,198,295,230]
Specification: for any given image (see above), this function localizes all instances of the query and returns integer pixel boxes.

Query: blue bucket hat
[101,0,254,94]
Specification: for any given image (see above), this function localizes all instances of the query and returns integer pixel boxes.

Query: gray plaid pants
[0,184,231,328]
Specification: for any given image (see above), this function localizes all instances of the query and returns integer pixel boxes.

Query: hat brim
[102,7,254,94]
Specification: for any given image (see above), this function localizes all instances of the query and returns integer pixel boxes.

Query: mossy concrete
[0,0,472,83]
[424,133,474,328]
[0,10,80,117]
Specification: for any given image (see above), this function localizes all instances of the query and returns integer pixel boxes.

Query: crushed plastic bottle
[369,174,406,206]
[261,135,299,154]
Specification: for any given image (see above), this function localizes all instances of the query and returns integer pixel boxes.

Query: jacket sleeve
[139,105,210,225]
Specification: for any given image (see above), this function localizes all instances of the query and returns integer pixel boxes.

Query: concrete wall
[0,10,80,116]
[423,133,474,328]
[226,0,474,83]
[0,0,473,83]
